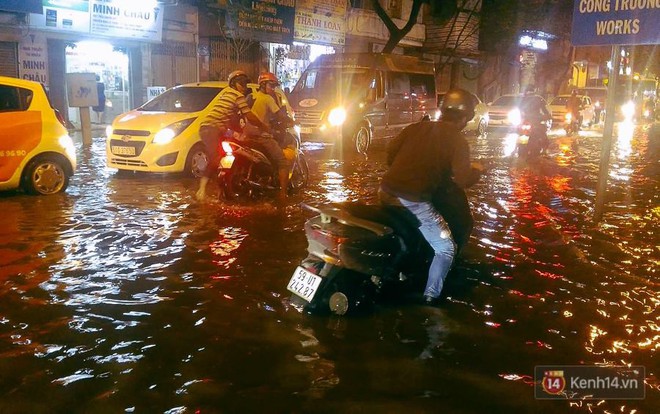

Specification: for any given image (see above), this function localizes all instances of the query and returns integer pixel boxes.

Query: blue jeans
[379,188,456,299]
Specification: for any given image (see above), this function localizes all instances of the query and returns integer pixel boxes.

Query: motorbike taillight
[519,123,531,134]
[311,228,348,255]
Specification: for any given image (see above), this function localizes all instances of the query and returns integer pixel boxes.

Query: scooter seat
[335,203,422,250]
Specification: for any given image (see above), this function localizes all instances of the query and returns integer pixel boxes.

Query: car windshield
[293,68,371,97]
[491,96,522,106]
[139,87,222,112]
[551,96,569,105]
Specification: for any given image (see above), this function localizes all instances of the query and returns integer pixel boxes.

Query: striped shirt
[200,86,251,129]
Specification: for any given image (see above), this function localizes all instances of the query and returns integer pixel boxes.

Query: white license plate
[112,146,136,156]
[299,127,313,134]
[287,266,322,302]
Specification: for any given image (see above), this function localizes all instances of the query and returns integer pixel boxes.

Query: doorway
[65,40,130,127]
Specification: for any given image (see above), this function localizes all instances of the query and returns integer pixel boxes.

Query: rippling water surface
[0,124,657,413]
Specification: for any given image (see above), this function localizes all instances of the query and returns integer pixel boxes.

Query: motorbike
[287,178,477,316]
[564,111,581,135]
[516,119,549,158]
[217,119,309,202]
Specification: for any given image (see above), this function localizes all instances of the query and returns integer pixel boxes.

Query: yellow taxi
[0,76,76,195]
[105,81,292,177]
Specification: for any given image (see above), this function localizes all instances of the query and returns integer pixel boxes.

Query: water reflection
[0,127,657,412]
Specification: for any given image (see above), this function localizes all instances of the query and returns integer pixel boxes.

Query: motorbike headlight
[565,112,572,121]
[507,108,521,126]
[153,118,196,144]
[328,107,347,126]
[595,101,601,108]
[621,101,635,121]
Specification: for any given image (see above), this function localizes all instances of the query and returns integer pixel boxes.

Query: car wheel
[476,118,487,135]
[22,155,70,195]
[185,143,208,178]
[352,124,371,154]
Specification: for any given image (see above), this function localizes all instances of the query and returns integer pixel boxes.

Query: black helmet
[228,70,249,88]
[441,88,475,121]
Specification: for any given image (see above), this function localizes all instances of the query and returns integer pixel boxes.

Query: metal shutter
[0,42,18,78]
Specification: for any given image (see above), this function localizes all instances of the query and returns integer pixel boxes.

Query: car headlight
[153,118,196,144]
[105,125,114,138]
[621,101,635,120]
[507,108,521,126]
[327,107,347,126]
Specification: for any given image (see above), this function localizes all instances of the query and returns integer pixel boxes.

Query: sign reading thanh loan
[571,0,660,45]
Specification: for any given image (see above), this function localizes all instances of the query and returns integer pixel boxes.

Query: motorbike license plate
[287,266,322,302]
[112,146,136,156]
[299,127,313,134]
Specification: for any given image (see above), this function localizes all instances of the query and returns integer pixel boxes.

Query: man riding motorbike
[565,90,581,133]
[378,88,483,306]
[196,70,269,201]
[249,71,292,202]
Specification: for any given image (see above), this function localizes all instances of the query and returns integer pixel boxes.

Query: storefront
[20,0,167,127]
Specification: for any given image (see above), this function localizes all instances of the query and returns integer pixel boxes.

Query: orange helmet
[258,72,279,86]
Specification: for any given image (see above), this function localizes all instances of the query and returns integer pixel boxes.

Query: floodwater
[0,123,657,413]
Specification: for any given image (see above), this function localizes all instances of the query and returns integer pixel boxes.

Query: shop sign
[0,0,42,14]
[147,86,167,100]
[225,0,295,44]
[90,0,163,42]
[18,33,49,86]
[294,0,347,46]
[29,0,91,34]
[28,0,164,42]
[571,0,660,46]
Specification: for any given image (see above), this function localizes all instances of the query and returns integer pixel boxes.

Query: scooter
[218,120,309,202]
[516,119,549,158]
[287,202,430,315]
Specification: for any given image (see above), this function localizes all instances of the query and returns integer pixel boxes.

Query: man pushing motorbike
[378,89,483,306]
[196,70,270,201]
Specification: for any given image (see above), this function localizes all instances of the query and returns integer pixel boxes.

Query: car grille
[110,158,148,167]
[295,110,324,127]
[112,129,151,137]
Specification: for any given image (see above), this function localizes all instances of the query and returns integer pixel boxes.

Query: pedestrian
[250,71,291,202]
[195,70,270,201]
[93,75,106,124]
[378,88,483,306]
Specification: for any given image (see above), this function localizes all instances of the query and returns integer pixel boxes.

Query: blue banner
[0,0,42,14]
[226,0,295,44]
[571,1,660,46]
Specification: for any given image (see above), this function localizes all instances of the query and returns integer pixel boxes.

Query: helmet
[258,72,279,86]
[228,70,249,88]
[441,88,476,121]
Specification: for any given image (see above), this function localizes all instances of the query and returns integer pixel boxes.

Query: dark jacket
[381,121,480,202]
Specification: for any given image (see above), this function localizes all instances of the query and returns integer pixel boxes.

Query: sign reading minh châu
[571,0,660,46]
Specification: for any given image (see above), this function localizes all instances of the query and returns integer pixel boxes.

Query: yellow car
[0,76,76,195]
[106,81,291,177]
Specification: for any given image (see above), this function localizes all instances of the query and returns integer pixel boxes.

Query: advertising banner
[29,0,164,42]
[90,0,164,42]
[571,1,660,46]
[294,0,347,46]
[226,0,295,44]
[0,0,43,14]
[18,33,49,86]
[29,0,91,34]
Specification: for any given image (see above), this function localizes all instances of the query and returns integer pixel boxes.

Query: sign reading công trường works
[571,0,660,46]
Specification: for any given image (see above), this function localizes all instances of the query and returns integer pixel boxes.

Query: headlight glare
[621,101,635,120]
[328,107,347,126]
[507,108,521,126]
[153,118,196,144]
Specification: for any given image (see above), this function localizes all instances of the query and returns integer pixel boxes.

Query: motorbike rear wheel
[220,161,253,202]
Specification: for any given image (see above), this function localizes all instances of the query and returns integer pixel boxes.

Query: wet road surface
[0,123,658,413]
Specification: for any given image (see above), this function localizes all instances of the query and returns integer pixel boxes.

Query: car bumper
[105,139,189,173]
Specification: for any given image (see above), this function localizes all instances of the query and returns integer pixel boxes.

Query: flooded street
[0,123,658,413]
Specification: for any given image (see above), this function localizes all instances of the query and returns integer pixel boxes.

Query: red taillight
[54,109,67,128]
[520,123,531,133]
[312,228,348,255]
